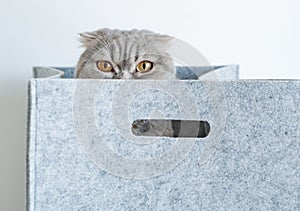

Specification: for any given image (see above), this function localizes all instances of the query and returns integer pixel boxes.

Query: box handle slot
[132,119,210,138]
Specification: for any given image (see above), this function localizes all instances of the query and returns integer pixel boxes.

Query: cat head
[75,28,176,79]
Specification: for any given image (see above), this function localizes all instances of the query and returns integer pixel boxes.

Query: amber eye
[96,61,113,72]
[136,61,153,73]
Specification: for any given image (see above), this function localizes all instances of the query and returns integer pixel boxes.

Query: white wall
[0,0,299,210]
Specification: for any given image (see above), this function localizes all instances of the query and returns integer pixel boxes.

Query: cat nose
[122,71,133,79]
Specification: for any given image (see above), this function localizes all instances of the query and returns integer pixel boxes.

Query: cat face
[75,29,176,79]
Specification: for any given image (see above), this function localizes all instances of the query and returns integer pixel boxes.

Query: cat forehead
[91,47,162,63]
[90,37,164,61]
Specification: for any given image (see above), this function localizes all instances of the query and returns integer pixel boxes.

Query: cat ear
[79,31,104,48]
[154,34,174,42]
[79,32,97,48]
[145,33,174,45]
[139,30,173,43]
[149,34,174,50]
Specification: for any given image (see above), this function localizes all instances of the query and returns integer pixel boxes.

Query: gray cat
[75,28,176,136]
[75,28,175,79]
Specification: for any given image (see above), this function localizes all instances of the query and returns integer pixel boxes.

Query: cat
[75,28,176,137]
[75,28,175,79]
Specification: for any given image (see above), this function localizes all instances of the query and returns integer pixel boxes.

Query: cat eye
[136,61,153,73]
[96,61,114,72]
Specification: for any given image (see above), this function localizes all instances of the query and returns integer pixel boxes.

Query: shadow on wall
[0,81,26,210]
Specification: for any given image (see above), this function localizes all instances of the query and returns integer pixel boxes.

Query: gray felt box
[27,65,299,210]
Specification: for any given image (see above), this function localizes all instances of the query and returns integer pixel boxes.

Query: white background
[0,0,299,210]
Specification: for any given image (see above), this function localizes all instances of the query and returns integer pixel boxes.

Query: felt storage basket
[27,65,299,210]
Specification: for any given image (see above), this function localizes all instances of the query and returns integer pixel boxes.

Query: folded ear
[79,29,110,48]
[142,30,174,43]
[149,34,174,51]
[154,34,174,43]
[79,32,97,48]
